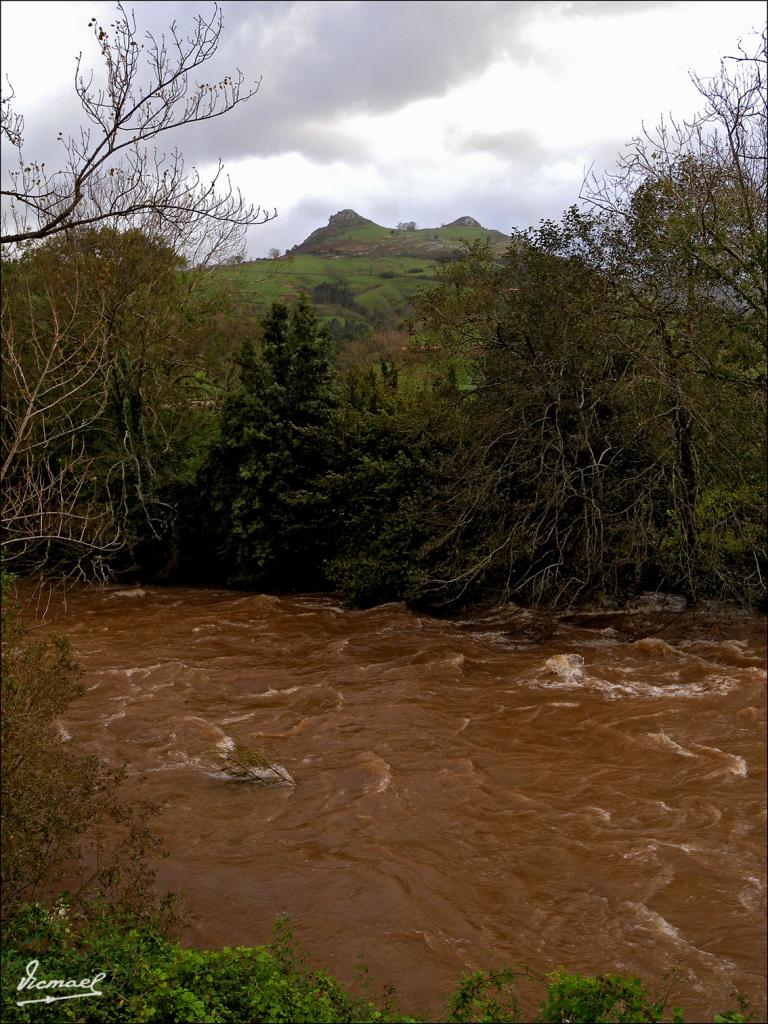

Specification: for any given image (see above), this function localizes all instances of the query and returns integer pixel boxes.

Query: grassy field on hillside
[221,253,440,328]
[321,223,506,247]
[210,214,511,338]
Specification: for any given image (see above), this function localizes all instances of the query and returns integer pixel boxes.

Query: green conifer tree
[200,299,336,588]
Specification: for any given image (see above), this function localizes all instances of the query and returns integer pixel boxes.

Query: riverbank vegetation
[4,905,405,1024]
[2,33,765,613]
[1,576,178,928]
[1,905,752,1022]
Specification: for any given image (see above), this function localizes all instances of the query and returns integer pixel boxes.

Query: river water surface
[32,585,766,1020]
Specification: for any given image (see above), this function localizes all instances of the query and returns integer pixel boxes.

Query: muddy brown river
[29,585,767,1020]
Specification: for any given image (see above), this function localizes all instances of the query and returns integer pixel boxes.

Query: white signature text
[16,959,106,1007]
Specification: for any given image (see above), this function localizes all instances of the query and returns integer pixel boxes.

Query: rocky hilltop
[295,210,377,253]
[289,209,508,258]
[444,216,482,227]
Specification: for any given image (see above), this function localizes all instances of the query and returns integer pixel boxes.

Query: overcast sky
[1,0,765,257]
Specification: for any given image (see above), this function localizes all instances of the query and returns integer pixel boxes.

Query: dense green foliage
[1,907,410,1023]
[189,203,765,609]
[401,204,766,608]
[4,204,765,608]
[5,35,764,608]
[1,227,258,579]
[1,905,751,1023]
[189,299,337,588]
[4,31,765,610]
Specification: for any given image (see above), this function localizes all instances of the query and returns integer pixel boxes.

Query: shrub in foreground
[0,904,751,1023]
[1,576,175,930]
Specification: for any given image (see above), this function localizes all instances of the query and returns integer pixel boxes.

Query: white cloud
[1,2,112,105]
[2,0,765,256]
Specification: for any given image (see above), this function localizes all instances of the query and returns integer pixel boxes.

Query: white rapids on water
[25,584,767,1021]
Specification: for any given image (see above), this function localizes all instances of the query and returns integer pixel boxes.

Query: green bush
[446,966,751,1024]
[535,969,680,1023]
[1,906,413,1023]
[1,905,753,1024]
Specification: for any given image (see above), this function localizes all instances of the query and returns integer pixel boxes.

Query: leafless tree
[1,3,275,265]
[582,29,766,335]
[1,279,122,575]
[576,31,767,592]
[1,4,276,574]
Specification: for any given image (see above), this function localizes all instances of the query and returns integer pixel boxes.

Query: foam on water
[626,903,736,969]
[360,751,394,794]
[644,730,697,758]
[104,710,127,725]
[544,653,585,682]
[693,743,748,778]
[536,667,740,701]
[738,876,765,911]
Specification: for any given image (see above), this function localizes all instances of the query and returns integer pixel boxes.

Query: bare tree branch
[0,3,275,264]
[1,277,123,573]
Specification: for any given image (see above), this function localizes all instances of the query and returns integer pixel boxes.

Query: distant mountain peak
[445,216,482,228]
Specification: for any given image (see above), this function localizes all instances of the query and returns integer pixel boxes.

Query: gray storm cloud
[4,1,552,170]
[4,0,684,169]
[1,0,742,259]
[120,0,559,164]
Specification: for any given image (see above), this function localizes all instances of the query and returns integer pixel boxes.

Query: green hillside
[219,210,511,342]
[291,208,509,258]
